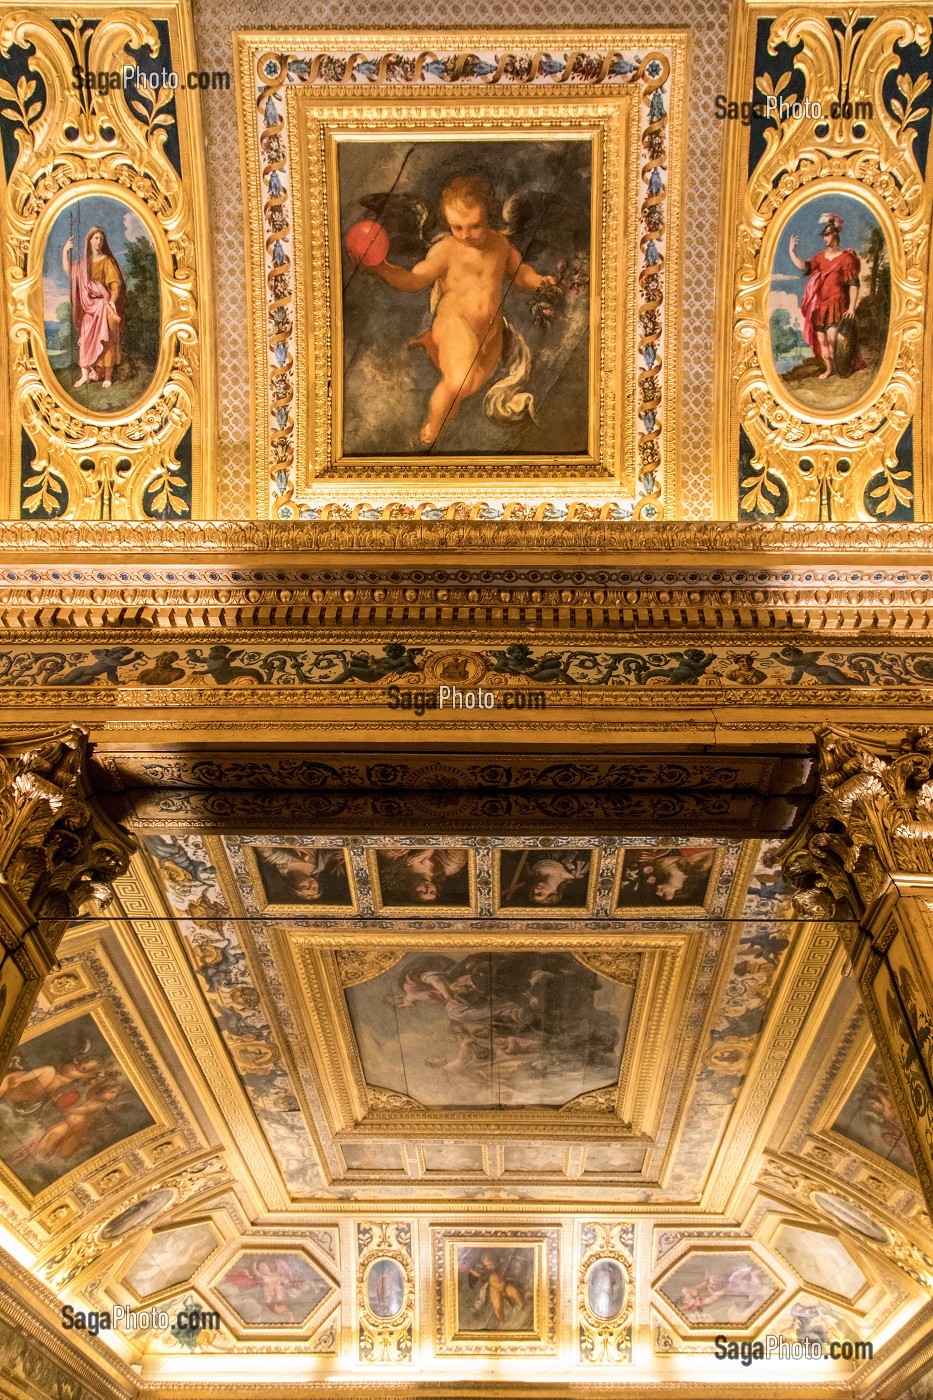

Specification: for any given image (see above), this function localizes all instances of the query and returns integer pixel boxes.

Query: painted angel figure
[350,175,588,447]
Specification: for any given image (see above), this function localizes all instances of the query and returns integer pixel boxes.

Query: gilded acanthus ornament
[0,7,211,519]
[718,6,932,520]
[0,726,135,942]
[780,725,933,919]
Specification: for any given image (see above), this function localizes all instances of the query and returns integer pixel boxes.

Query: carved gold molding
[714,0,932,521]
[3,515,933,552]
[356,1221,414,1363]
[0,0,214,521]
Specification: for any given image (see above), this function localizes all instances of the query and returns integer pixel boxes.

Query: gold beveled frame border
[279,932,698,1141]
[202,1240,338,1341]
[118,1214,224,1307]
[433,1227,558,1354]
[492,846,600,917]
[653,1239,786,1336]
[242,842,358,919]
[367,846,478,918]
[0,998,169,1210]
[299,102,615,479]
[812,1029,921,1186]
[610,844,725,920]
[235,29,688,520]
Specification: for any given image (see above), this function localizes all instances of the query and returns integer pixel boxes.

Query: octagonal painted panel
[213,1251,332,1327]
[773,1226,866,1301]
[124,1221,219,1299]
[657,1250,780,1327]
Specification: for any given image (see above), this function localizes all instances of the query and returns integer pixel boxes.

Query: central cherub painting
[336,137,593,458]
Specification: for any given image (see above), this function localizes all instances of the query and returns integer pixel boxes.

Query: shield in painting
[834,315,859,378]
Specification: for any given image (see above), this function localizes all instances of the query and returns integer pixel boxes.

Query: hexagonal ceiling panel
[657,1250,781,1327]
[213,1251,332,1327]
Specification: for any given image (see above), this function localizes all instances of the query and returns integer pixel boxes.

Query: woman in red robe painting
[788,212,860,380]
[61,226,126,389]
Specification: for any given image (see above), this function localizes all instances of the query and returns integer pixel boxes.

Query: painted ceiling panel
[0,825,928,1389]
[344,950,634,1110]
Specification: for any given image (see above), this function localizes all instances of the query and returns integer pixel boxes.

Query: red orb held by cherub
[345,220,389,267]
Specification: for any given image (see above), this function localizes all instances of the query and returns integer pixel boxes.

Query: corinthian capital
[780,725,933,920]
[0,727,135,944]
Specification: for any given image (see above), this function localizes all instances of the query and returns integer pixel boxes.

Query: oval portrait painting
[812,1192,888,1242]
[99,1188,175,1241]
[41,193,161,414]
[366,1258,405,1318]
[587,1259,627,1320]
[768,192,889,412]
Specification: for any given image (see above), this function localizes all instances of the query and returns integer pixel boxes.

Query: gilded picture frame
[0,999,169,1208]
[493,847,599,916]
[243,841,358,918]
[610,844,725,919]
[811,1027,920,1183]
[367,845,477,918]
[203,1242,337,1338]
[235,30,687,520]
[0,0,215,520]
[119,1214,223,1305]
[433,1227,558,1355]
[712,0,932,522]
[280,932,695,1141]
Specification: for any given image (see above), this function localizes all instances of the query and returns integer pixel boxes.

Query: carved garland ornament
[731,10,931,521]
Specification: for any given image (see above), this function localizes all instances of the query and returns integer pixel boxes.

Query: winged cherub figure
[353,175,587,447]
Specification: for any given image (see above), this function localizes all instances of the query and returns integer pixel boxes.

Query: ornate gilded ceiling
[2,804,932,1393]
[0,0,931,1389]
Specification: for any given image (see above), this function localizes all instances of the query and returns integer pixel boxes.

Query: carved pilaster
[780,726,933,1210]
[0,727,135,1073]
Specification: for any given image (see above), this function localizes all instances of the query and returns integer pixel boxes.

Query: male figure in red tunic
[788,212,860,379]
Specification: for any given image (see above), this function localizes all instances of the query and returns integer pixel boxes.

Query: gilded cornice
[0,1246,138,1400]
[1,518,933,556]
[0,521,932,633]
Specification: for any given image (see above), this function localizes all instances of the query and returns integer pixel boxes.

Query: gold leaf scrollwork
[731,10,931,521]
[356,1221,414,1363]
[578,1221,635,1363]
[575,950,642,985]
[336,948,403,987]
[0,11,209,519]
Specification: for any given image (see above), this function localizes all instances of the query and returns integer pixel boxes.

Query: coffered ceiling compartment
[1,736,932,1398]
